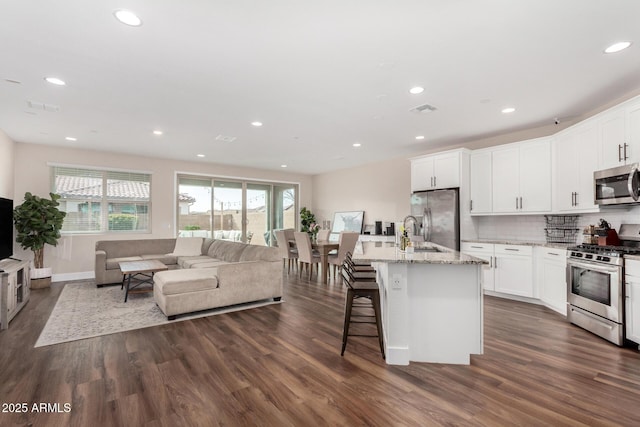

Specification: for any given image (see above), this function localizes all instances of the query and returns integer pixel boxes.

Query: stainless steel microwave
[594,163,640,205]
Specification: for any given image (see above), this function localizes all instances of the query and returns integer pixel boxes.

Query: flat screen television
[0,197,14,260]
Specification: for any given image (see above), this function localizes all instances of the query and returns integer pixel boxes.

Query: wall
[13,142,312,280]
[311,156,411,233]
[0,130,14,198]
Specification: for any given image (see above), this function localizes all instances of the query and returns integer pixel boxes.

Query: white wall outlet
[392,273,403,290]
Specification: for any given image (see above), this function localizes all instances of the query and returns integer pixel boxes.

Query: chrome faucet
[403,215,418,237]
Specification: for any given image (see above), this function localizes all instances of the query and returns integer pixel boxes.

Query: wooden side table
[118,260,168,302]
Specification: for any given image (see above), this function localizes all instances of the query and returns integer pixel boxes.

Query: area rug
[35,282,281,347]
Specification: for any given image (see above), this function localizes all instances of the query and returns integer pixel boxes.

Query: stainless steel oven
[567,250,624,345]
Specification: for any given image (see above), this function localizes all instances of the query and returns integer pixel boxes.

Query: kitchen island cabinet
[354,242,485,365]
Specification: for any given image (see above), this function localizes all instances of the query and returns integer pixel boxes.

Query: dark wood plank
[1,275,640,426]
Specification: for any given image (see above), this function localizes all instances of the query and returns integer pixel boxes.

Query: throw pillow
[169,237,204,256]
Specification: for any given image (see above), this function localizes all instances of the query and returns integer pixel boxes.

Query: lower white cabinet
[625,259,640,345]
[0,259,31,330]
[461,242,495,291]
[494,244,534,297]
[535,246,567,315]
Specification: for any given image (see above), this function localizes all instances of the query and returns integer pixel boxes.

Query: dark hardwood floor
[1,271,640,426]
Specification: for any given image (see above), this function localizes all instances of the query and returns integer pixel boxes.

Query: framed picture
[330,211,364,241]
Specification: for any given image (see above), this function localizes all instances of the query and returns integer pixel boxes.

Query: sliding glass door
[177,175,297,246]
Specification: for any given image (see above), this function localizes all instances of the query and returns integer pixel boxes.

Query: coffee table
[119,259,168,302]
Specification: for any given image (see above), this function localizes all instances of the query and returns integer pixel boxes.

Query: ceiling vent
[410,103,437,113]
[215,134,237,143]
[27,100,60,112]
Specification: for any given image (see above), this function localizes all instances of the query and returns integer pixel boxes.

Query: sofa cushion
[239,245,280,262]
[106,256,144,270]
[181,257,228,269]
[169,237,204,256]
[176,255,211,269]
[141,254,178,265]
[208,240,247,262]
[154,269,219,295]
[190,260,230,269]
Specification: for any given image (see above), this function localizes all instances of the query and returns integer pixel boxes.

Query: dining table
[311,239,339,284]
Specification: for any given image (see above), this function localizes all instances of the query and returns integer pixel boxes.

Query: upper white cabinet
[554,121,600,212]
[491,138,551,214]
[469,151,492,214]
[599,97,640,169]
[411,150,464,192]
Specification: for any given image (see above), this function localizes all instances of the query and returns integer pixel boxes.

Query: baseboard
[51,271,95,283]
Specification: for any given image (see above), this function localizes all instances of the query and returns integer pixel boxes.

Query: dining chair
[274,230,298,274]
[317,229,330,241]
[328,232,360,280]
[294,231,321,280]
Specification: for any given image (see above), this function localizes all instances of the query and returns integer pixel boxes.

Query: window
[177,174,297,246]
[52,166,151,233]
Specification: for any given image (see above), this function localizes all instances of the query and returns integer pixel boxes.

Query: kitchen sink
[413,246,441,253]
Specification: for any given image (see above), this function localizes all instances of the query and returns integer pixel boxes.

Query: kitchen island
[353,241,486,365]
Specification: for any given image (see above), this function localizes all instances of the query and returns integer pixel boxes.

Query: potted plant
[299,207,317,233]
[13,192,66,289]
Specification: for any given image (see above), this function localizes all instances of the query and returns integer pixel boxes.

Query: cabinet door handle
[494,256,497,268]
[624,143,629,161]
[505,248,520,251]
[434,176,437,187]
[470,245,483,249]
[575,192,579,206]
[519,197,523,209]
[470,200,473,211]
[571,192,574,206]
[516,197,519,209]
[619,144,623,162]
[547,252,559,256]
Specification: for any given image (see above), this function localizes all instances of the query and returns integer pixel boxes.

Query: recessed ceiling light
[65,136,77,141]
[196,154,205,158]
[114,9,142,26]
[251,121,263,127]
[409,86,424,95]
[415,135,425,140]
[280,164,287,168]
[353,143,362,147]
[604,41,632,54]
[44,77,66,86]
[153,130,163,135]
[501,107,516,114]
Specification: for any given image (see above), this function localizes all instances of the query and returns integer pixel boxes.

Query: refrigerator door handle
[425,208,433,242]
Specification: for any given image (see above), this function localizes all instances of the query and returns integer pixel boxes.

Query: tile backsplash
[474,206,640,244]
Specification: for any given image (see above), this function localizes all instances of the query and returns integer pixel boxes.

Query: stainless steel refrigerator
[410,189,460,250]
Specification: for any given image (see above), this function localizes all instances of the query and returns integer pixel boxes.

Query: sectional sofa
[94,237,283,319]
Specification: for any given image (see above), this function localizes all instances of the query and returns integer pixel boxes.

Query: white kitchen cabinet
[491,138,551,214]
[494,244,534,297]
[599,98,640,169]
[625,259,640,345]
[411,150,461,192]
[535,246,567,315]
[554,121,600,212]
[461,242,495,291]
[469,151,492,214]
[599,108,628,168]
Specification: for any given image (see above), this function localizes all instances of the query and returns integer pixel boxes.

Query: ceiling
[2,1,640,175]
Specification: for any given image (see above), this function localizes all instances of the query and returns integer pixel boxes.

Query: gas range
[568,224,640,267]
[567,244,640,267]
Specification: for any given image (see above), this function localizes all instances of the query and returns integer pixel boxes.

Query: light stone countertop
[462,239,572,250]
[353,241,487,265]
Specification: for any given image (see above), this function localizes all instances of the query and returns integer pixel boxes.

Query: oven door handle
[567,259,620,274]
[628,163,640,201]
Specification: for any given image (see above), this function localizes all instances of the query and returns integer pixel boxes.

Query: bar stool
[340,252,385,359]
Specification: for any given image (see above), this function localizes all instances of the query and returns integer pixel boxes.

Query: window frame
[50,164,152,235]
